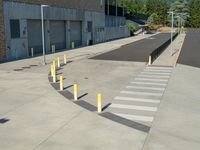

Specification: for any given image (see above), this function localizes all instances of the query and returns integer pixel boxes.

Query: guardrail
[149,32,179,65]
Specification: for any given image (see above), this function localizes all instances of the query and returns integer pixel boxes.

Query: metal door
[27,20,42,55]
[50,21,66,50]
[70,21,82,47]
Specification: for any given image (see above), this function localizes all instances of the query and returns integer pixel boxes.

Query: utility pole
[41,5,49,65]
[168,11,174,56]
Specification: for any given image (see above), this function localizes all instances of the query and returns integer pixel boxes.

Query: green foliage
[107,0,198,27]
[126,21,137,32]
[169,0,190,26]
[147,13,159,25]
[146,0,169,25]
[189,0,200,28]
[118,0,147,19]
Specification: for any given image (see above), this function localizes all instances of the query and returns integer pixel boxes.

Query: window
[10,20,20,38]
[87,21,92,32]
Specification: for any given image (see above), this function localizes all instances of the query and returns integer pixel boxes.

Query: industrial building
[0,0,129,62]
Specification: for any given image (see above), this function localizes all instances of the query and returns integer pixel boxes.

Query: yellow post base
[74,84,78,101]
[60,75,63,91]
[71,42,75,49]
[52,45,56,53]
[97,94,102,113]
[57,57,60,68]
[31,48,34,57]
[53,68,56,83]
[148,56,152,66]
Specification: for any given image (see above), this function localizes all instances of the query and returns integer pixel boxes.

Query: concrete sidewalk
[0,33,155,72]
[1,32,199,150]
[0,34,155,150]
[143,32,200,150]
[142,64,200,150]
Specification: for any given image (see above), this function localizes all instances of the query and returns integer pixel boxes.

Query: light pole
[168,11,174,56]
[41,5,49,65]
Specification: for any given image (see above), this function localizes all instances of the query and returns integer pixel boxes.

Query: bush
[127,21,137,35]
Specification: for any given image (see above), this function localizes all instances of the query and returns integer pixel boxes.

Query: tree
[189,0,200,28]
[122,0,147,19]
[146,0,169,25]
[169,0,190,27]
[147,13,159,25]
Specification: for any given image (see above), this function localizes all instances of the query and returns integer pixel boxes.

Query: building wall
[8,0,103,12]
[2,1,105,60]
[0,0,6,61]
[0,0,130,61]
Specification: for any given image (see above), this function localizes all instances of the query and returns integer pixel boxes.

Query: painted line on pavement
[138,74,170,79]
[135,78,168,82]
[121,91,163,96]
[110,103,158,112]
[114,96,160,103]
[147,67,172,70]
[141,72,171,76]
[131,81,167,86]
[114,113,154,122]
[126,86,165,91]
[144,69,172,73]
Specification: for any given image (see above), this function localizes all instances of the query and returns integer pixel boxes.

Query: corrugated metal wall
[50,20,66,50]
[70,21,82,47]
[27,20,42,55]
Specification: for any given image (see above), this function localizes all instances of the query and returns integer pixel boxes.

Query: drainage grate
[0,118,10,124]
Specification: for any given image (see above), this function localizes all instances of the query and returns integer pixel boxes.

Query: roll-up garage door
[27,20,42,55]
[50,21,66,50]
[70,21,82,47]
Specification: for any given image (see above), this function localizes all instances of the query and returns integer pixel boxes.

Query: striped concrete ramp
[107,66,173,127]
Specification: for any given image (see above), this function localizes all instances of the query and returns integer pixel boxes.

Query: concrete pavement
[142,64,200,150]
[142,30,200,150]
[0,34,156,150]
[0,31,200,150]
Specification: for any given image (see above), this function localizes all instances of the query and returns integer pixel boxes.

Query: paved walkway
[0,31,200,150]
[0,34,156,150]
[142,64,200,150]
[107,66,173,127]
[143,30,200,150]
[153,33,186,66]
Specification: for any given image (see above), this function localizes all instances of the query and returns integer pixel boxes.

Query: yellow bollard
[51,64,54,77]
[97,94,102,113]
[64,54,67,65]
[53,60,56,68]
[53,69,56,83]
[52,61,56,83]
[57,57,60,68]
[53,60,56,73]
[31,48,34,57]
[52,45,56,53]
[60,75,63,91]
[73,84,78,101]
[71,42,75,49]
[148,56,152,65]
